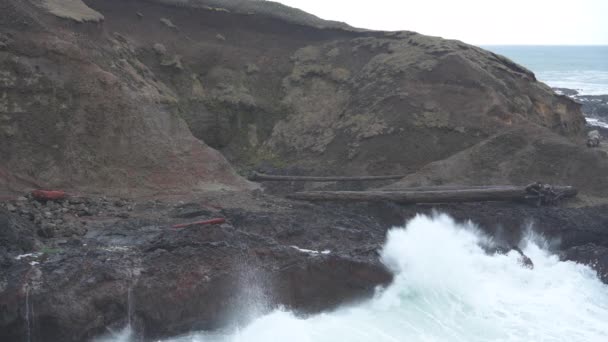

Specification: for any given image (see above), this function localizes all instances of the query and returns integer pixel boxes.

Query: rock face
[94,0,584,179]
[0,0,593,197]
[0,194,395,341]
[0,0,250,196]
[562,244,608,283]
[554,88,608,120]
[2,195,608,341]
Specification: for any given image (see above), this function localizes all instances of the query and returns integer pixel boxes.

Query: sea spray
[232,261,273,323]
[93,275,139,341]
[110,213,608,342]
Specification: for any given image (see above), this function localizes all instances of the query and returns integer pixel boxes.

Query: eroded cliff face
[1,2,607,341]
[0,0,588,196]
[0,0,250,196]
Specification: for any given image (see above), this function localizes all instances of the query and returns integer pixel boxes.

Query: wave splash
[106,214,608,342]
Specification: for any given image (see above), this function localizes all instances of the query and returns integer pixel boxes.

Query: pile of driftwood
[249,172,577,206]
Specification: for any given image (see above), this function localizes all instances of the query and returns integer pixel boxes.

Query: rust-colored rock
[31,190,67,201]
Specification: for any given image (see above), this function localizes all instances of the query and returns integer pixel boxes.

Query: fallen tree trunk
[248,172,405,182]
[380,185,518,192]
[288,185,578,205]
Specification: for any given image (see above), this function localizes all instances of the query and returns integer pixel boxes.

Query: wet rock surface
[0,193,394,341]
[562,244,608,283]
[2,192,608,341]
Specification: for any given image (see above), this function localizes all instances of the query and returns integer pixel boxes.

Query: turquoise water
[483,46,608,95]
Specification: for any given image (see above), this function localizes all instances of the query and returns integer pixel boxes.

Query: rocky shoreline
[2,192,608,341]
[554,87,608,137]
[1,0,608,340]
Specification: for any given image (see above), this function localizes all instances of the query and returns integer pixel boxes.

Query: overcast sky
[273,0,608,45]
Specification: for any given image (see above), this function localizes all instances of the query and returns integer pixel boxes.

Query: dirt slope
[388,125,608,203]
[84,0,585,177]
[1,0,602,198]
[0,0,251,196]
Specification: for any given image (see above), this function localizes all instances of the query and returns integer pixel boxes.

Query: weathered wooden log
[248,172,405,182]
[381,185,517,192]
[288,185,577,204]
[172,218,226,229]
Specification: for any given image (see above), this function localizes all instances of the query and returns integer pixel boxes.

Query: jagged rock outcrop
[2,195,608,341]
[0,195,394,341]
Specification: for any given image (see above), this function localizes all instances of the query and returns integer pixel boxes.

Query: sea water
[101,214,607,342]
[483,45,608,96]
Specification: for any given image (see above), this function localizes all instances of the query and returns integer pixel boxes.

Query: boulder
[587,130,600,147]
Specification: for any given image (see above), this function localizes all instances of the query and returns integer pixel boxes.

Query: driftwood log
[288,184,577,205]
[248,172,405,182]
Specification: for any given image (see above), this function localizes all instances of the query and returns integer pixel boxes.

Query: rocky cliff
[2,1,608,341]
[0,0,250,196]
[0,0,594,197]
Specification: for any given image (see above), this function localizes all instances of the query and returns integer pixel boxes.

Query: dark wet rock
[554,87,608,122]
[2,194,608,341]
[116,212,130,219]
[37,223,56,238]
[68,198,85,205]
[579,94,608,119]
[168,203,213,219]
[423,202,608,250]
[0,196,394,341]
[0,208,37,254]
[561,244,608,283]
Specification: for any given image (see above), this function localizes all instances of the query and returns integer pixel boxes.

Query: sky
[273,0,608,45]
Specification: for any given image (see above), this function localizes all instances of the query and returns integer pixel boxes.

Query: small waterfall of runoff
[93,265,140,342]
[127,286,134,329]
[24,286,31,342]
[23,283,36,342]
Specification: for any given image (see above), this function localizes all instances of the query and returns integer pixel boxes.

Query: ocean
[100,214,608,342]
[483,45,608,96]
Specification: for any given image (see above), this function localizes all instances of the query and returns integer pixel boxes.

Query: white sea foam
[15,253,41,260]
[539,70,608,96]
[94,326,133,342]
[149,214,608,342]
[587,117,608,129]
[290,246,331,255]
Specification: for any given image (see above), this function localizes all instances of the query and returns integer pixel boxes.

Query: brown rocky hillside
[0,0,602,198]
